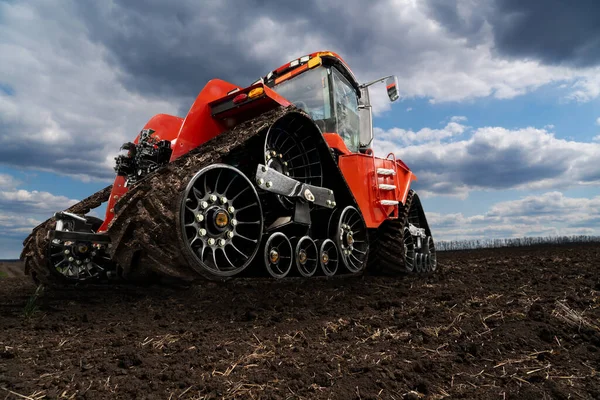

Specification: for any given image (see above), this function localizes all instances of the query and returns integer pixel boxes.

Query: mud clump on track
[1,244,599,399]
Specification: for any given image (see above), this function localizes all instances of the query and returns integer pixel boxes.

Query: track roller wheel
[318,239,339,277]
[416,253,425,273]
[295,236,318,277]
[331,206,369,273]
[426,236,437,272]
[180,164,263,278]
[264,232,293,279]
[403,226,416,273]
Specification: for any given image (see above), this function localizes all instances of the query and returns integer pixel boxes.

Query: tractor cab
[262,52,411,227]
[264,52,399,155]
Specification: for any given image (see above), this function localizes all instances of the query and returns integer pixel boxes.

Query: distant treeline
[436,235,600,251]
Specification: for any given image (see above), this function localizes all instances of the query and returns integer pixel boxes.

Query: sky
[1,0,600,258]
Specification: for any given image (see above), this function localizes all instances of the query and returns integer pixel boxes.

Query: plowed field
[0,244,599,399]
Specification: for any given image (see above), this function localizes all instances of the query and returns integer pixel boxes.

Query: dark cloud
[426,0,600,68]
[73,0,389,100]
[1,0,599,183]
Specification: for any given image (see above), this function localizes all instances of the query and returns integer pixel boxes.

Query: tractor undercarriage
[20,106,436,285]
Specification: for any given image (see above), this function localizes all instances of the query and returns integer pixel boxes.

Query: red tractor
[21,51,436,284]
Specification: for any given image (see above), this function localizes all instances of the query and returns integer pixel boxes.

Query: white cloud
[0,177,79,242]
[596,117,600,126]
[406,107,413,112]
[0,190,77,212]
[373,120,468,146]
[0,1,177,181]
[0,174,19,190]
[374,124,600,197]
[429,192,600,241]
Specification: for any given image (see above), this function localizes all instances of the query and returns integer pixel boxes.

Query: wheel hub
[269,248,280,264]
[76,243,89,254]
[266,152,290,177]
[212,209,230,230]
[345,231,354,246]
[298,249,308,264]
[321,251,329,265]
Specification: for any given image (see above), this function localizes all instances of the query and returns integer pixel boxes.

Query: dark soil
[1,244,599,399]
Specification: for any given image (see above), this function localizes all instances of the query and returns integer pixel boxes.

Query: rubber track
[20,106,366,284]
[19,185,113,284]
[105,106,296,282]
[367,190,413,275]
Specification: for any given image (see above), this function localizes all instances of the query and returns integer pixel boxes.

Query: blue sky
[1,0,600,258]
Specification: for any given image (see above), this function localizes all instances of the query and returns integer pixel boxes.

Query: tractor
[21,51,436,284]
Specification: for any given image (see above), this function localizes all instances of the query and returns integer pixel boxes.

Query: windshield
[271,65,361,153]
[272,67,332,127]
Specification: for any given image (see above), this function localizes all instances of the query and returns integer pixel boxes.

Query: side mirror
[386,76,399,102]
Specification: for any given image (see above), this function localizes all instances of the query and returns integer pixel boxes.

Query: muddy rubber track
[106,106,295,282]
[19,185,113,284]
[368,190,413,275]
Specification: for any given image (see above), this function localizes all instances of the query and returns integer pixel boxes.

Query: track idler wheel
[180,164,263,278]
[331,206,369,273]
[48,240,110,281]
[295,236,318,277]
[264,113,323,209]
[318,239,339,277]
[47,214,112,282]
[263,232,293,279]
[403,226,416,273]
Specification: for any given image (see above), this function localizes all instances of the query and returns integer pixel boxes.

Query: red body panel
[338,153,415,228]
[323,133,352,155]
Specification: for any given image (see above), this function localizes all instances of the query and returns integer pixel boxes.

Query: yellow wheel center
[298,250,308,264]
[346,232,354,246]
[215,210,229,228]
[77,244,89,253]
[269,249,280,264]
[321,252,329,264]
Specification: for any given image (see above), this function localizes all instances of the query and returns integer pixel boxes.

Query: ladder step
[378,184,396,190]
[380,200,399,206]
[377,168,396,176]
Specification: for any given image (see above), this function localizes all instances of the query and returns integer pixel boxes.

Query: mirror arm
[359,75,395,89]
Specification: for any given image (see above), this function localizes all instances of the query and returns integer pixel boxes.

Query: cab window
[331,68,360,153]
[271,67,331,123]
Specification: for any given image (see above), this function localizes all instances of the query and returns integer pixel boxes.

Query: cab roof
[257,51,361,94]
